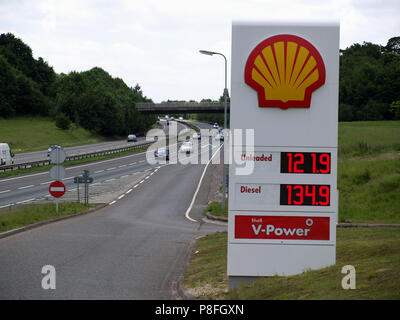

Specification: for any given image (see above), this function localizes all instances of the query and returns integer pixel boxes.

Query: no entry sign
[49,180,66,198]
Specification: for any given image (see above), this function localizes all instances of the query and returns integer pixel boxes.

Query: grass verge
[0,202,98,233]
[206,201,228,218]
[0,117,109,153]
[183,228,400,299]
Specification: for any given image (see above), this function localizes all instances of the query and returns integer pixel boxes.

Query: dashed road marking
[18,185,34,190]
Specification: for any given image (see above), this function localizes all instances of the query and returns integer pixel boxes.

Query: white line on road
[118,194,125,200]
[0,203,13,209]
[16,198,35,204]
[18,185,34,190]
[95,170,104,173]
[184,143,223,223]
[109,200,116,205]
[0,189,11,194]
[107,167,116,171]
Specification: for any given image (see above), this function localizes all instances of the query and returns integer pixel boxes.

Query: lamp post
[200,50,229,211]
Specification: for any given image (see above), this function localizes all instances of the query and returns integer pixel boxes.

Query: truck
[0,143,14,166]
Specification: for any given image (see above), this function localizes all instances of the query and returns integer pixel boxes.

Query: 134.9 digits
[281,152,331,174]
[280,184,330,206]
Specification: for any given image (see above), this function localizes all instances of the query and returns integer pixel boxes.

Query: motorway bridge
[136,102,229,114]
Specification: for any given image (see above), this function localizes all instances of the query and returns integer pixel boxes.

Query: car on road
[215,133,224,141]
[179,141,193,154]
[171,117,175,120]
[127,134,137,142]
[0,143,14,165]
[154,147,169,161]
[47,145,61,157]
[213,123,219,129]
[192,132,201,140]
[179,117,183,120]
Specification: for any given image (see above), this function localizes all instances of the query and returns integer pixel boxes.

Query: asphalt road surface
[0,120,226,299]
[0,120,188,208]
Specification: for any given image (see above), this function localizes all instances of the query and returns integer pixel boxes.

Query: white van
[0,143,14,166]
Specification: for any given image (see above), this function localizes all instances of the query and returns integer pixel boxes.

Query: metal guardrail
[0,141,153,173]
[0,121,197,174]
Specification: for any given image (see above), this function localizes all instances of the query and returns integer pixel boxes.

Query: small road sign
[74,176,93,184]
[50,165,66,180]
[49,180,66,198]
[50,147,66,164]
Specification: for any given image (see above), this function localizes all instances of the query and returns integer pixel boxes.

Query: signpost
[49,146,66,213]
[49,180,66,213]
[74,170,93,206]
[228,22,339,287]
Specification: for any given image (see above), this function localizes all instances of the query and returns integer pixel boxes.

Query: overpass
[135,102,229,114]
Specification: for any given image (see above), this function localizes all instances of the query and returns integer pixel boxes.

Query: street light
[200,49,229,211]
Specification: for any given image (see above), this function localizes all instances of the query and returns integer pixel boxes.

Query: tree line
[0,33,155,136]
[0,32,399,128]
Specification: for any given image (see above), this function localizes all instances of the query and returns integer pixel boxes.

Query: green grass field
[185,120,400,299]
[338,121,400,157]
[184,228,400,299]
[0,202,97,233]
[0,117,108,153]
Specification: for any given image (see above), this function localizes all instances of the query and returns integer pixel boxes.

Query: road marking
[40,181,52,185]
[18,185,34,190]
[109,200,116,205]
[107,167,116,171]
[16,198,35,204]
[126,189,133,194]
[139,180,144,184]
[129,162,137,165]
[133,184,139,188]
[121,175,129,178]
[105,178,115,182]
[118,194,125,200]
[0,171,47,183]
[0,203,13,209]
[184,143,223,223]
[0,190,11,194]
[63,177,73,180]
[95,170,104,173]
[118,165,126,168]
[145,176,150,180]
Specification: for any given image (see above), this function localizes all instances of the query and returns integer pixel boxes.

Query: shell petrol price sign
[228,22,339,286]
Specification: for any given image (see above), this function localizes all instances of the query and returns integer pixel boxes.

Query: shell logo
[245,34,326,109]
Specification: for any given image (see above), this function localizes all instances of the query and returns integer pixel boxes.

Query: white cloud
[0,0,398,102]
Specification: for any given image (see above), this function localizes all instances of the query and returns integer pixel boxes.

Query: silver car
[127,134,137,142]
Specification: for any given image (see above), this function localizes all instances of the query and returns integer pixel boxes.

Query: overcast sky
[1,0,399,102]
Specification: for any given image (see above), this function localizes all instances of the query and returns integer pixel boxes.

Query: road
[0,121,226,299]
[0,120,188,208]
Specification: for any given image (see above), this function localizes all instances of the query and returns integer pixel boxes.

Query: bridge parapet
[135,102,229,114]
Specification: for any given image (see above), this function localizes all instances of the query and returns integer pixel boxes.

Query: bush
[55,113,71,130]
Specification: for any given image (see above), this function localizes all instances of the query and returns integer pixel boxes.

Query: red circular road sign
[49,180,66,198]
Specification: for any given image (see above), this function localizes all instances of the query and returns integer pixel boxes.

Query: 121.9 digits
[281,152,331,174]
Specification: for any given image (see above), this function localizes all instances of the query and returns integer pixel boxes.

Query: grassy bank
[338,121,400,157]
[184,228,400,299]
[0,202,97,233]
[0,117,108,153]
